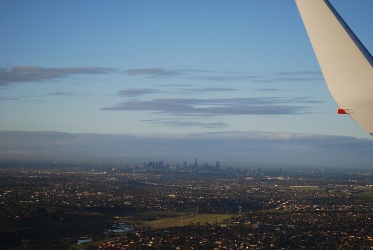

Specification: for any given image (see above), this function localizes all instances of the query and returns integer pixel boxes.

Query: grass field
[138,213,234,229]
[353,189,373,202]
[0,210,235,249]
[67,213,235,249]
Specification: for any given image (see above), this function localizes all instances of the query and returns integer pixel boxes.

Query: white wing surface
[295,0,373,136]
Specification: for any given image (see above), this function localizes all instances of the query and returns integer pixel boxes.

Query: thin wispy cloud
[103,97,318,116]
[118,89,161,97]
[275,71,322,76]
[123,67,258,82]
[252,71,324,83]
[124,68,211,77]
[0,66,116,86]
[253,77,323,83]
[116,87,238,98]
[255,88,283,92]
[124,68,179,77]
[48,92,77,96]
[142,118,228,129]
[188,75,260,82]
[0,97,21,101]
[123,68,324,84]
[181,87,239,93]
[160,84,193,87]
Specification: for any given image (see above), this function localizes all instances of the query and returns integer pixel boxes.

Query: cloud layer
[1,130,372,169]
[0,66,115,86]
[123,68,323,83]
[118,89,161,97]
[103,97,318,116]
[124,68,179,77]
[0,66,323,87]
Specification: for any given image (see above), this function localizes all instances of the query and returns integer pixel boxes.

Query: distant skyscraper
[216,161,221,170]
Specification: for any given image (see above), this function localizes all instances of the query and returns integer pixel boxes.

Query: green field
[67,213,235,249]
[138,213,234,229]
[353,189,373,202]
[0,210,234,249]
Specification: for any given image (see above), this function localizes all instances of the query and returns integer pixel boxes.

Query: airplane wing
[295,0,373,136]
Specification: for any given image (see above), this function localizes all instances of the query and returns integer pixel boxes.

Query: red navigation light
[337,108,347,114]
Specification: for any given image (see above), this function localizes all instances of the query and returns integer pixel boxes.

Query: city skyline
[1,1,373,168]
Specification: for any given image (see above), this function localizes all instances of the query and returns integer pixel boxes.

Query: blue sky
[1,0,373,169]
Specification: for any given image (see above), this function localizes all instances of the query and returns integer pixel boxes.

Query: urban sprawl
[1,161,373,249]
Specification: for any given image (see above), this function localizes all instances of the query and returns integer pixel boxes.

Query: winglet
[295,0,373,135]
